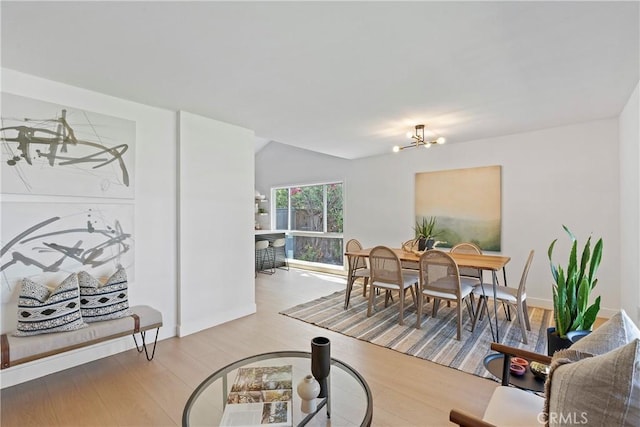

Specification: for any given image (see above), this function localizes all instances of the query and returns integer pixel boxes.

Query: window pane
[274,188,289,230]
[326,183,343,233]
[290,185,323,232]
[291,236,344,266]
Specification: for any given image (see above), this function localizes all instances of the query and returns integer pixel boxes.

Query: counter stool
[270,238,289,271]
[255,240,274,276]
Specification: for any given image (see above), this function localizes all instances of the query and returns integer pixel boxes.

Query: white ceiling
[1,1,638,159]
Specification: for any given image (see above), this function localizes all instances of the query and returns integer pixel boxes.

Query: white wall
[255,141,349,229]
[178,111,256,336]
[257,119,622,316]
[1,69,178,386]
[619,81,640,325]
[0,71,258,387]
[346,120,620,315]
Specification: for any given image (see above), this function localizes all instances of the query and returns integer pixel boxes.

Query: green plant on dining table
[414,216,439,239]
[548,225,603,339]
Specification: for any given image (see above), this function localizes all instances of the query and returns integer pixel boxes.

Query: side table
[483,353,546,393]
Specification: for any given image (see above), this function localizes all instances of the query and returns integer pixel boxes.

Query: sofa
[449,310,640,426]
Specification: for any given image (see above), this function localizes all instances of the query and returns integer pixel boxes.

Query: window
[272,182,343,267]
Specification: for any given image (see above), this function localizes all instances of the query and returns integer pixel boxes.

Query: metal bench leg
[132,327,160,361]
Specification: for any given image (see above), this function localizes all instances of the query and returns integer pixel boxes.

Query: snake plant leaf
[582,297,601,331]
[548,239,559,282]
[589,238,603,289]
[577,236,591,286]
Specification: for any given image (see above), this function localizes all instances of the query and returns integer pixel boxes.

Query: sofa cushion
[78,267,131,322]
[545,339,640,427]
[14,273,87,336]
[483,386,544,426]
[569,309,640,355]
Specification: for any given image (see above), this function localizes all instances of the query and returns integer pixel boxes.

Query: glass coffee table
[182,351,373,427]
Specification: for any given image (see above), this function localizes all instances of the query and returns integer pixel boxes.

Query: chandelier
[393,124,446,152]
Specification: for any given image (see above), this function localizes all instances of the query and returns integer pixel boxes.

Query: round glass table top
[182,351,373,427]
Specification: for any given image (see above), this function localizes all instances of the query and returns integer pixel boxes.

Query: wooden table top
[345,248,510,271]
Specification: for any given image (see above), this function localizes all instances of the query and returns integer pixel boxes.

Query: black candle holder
[311,336,330,398]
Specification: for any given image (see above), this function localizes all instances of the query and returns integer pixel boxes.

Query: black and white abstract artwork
[1,93,135,198]
[1,202,134,303]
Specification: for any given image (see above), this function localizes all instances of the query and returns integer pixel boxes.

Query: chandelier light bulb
[393,124,444,152]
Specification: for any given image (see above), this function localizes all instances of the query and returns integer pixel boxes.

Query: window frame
[271,181,344,268]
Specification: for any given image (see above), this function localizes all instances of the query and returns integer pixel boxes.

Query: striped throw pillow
[78,267,131,322]
[14,273,87,336]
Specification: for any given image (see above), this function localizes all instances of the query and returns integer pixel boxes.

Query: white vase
[296,374,320,413]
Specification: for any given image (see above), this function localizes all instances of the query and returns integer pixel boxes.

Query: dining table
[344,247,511,342]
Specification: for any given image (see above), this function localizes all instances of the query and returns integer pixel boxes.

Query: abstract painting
[1,93,135,198]
[1,202,134,303]
[415,165,501,250]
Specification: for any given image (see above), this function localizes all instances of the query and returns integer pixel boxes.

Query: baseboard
[527,297,617,320]
[177,303,256,337]
[1,337,131,389]
[0,325,174,389]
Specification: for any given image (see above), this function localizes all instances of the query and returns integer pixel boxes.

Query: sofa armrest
[490,342,552,365]
[449,409,496,427]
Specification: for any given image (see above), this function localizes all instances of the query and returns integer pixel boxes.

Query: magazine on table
[220,365,293,427]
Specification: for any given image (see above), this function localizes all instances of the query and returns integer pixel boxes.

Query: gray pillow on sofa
[545,339,640,427]
[569,309,640,355]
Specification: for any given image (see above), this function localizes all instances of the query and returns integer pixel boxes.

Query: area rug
[280,285,553,380]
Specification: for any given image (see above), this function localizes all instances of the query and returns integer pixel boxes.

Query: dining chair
[367,246,418,326]
[345,239,370,302]
[450,242,483,287]
[416,250,475,340]
[400,238,420,272]
[471,250,534,344]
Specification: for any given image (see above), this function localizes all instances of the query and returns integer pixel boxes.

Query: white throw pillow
[78,267,131,322]
[14,273,87,336]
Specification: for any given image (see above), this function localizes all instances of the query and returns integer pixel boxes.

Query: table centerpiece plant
[414,216,440,251]
[547,225,603,355]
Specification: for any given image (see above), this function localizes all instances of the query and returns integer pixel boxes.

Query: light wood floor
[1,268,498,426]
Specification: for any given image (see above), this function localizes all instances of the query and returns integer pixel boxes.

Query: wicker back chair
[450,242,483,286]
[344,239,371,308]
[367,246,418,325]
[417,250,475,340]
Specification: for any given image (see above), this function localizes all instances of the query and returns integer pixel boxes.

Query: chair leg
[415,291,423,329]
[362,277,369,297]
[367,285,376,317]
[464,297,474,320]
[432,299,440,317]
[522,300,532,330]
[516,302,528,344]
[456,300,462,340]
[398,288,405,325]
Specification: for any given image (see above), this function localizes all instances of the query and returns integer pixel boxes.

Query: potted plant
[547,225,603,355]
[414,216,439,250]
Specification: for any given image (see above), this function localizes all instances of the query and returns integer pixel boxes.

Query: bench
[1,305,162,369]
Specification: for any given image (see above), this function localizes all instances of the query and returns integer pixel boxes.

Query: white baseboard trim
[177,303,256,337]
[1,325,174,389]
[527,297,618,320]
[1,337,130,389]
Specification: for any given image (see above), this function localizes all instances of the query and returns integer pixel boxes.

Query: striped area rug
[280,285,553,380]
